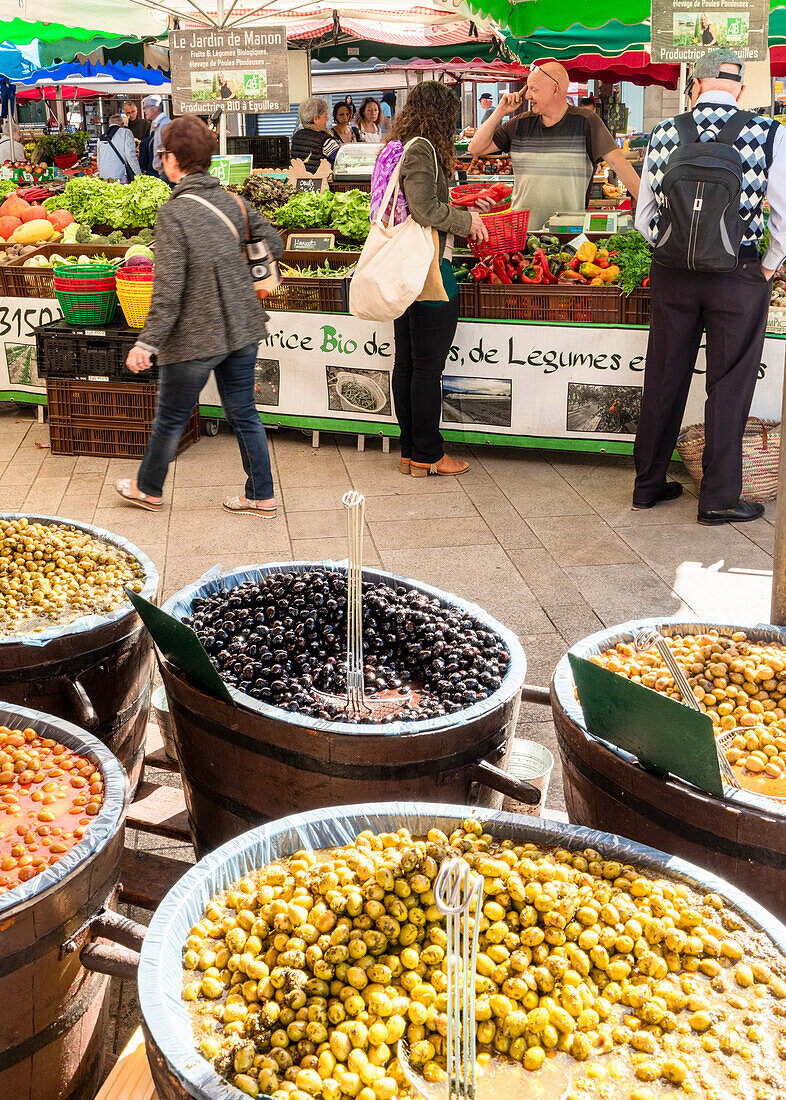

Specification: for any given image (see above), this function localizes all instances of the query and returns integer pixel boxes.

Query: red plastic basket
[451,182,489,201]
[54,277,117,292]
[116,268,154,282]
[470,209,530,259]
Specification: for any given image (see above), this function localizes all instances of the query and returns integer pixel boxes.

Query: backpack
[654,110,756,272]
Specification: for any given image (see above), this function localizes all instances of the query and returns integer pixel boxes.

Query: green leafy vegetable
[43,175,170,229]
[272,188,370,241]
[328,191,371,241]
[606,230,652,295]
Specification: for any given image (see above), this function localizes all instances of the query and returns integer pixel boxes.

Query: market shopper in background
[331,102,358,144]
[633,50,785,525]
[141,94,169,180]
[468,62,640,231]
[115,117,283,517]
[290,98,341,171]
[123,101,150,142]
[380,91,397,133]
[0,122,24,163]
[479,92,495,123]
[97,114,140,182]
[381,81,488,478]
[355,98,383,143]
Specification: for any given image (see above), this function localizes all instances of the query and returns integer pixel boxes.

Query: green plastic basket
[55,287,118,325]
[53,263,117,280]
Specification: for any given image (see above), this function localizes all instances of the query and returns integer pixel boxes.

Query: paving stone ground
[0,405,778,1059]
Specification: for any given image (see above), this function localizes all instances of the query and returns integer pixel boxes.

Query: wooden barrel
[160,564,530,858]
[138,801,786,1100]
[551,619,786,922]
[0,515,159,792]
[0,703,128,1100]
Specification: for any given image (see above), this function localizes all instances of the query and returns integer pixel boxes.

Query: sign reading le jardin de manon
[169,25,289,114]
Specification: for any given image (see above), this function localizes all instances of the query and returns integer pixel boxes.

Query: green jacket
[399,137,472,260]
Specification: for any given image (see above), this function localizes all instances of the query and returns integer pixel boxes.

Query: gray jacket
[138,173,284,366]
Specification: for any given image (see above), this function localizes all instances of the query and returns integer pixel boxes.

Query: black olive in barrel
[160,565,529,857]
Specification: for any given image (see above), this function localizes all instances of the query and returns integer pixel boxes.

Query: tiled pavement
[0,405,780,1058]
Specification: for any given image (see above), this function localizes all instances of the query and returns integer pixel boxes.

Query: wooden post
[771,346,786,624]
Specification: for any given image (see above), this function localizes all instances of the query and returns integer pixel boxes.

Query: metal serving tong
[399,857,483,1100]
[343,490,367,717]
[634,627,740,787]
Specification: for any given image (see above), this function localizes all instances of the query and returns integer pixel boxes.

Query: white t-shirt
[357,125,381,143]
[0,138,25,162]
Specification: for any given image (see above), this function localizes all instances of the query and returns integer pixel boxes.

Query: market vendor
[468,62,640,231]
[290,98,341,173]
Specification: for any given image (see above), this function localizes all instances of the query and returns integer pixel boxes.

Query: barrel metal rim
[0,700,129,917]
[552,616,786,819]
[138,799,786,1100]
[0,512,159,648]
[161,560,527,736]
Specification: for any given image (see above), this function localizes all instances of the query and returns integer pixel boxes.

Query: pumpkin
[0,216,22,240]
[12,220,55,244]
[0,194,29,220]
[47,210,75,231]
[20,204,48,223]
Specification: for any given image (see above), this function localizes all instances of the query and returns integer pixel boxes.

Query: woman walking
[115,117,284,516]
[384,82,487,477]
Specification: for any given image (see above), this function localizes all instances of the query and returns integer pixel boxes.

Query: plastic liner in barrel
[162,561,526,737]
[0,512,159,648]
[552,616,786,818]
[138,799,786,1100]
[0,701,129,1100]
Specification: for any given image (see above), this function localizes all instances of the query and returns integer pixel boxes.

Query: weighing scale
[547,210,634,236]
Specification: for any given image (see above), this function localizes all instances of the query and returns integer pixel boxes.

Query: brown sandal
[410,454,469,477]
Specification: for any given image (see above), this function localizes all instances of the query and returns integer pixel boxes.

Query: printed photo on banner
[441,376,512,428]
[326,366,392,416]
[671,10,749,48]
[190,70,267,103]
[5,343,39,387]
[566,383,642,435]
[254,358,280,407]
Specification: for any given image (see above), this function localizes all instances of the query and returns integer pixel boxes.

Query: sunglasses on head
[529,65,560,86]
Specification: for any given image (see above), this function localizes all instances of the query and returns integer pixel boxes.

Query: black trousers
[393,295,460,464]
[633,259,772,511]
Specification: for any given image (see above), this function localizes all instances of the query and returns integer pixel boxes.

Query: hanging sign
[651,0,769,62]
[169,25,289,114]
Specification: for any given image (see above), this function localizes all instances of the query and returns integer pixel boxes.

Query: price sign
[287,233,336,251]
[295,177,324,194]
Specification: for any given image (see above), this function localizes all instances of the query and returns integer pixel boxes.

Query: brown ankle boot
[399,458,411,475]
[410,454,470,477]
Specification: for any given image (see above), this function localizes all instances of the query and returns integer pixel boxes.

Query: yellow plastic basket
[116,276,154,329]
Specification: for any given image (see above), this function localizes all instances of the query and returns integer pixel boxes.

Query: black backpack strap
[674,112,700,146]
[714,110,757,147]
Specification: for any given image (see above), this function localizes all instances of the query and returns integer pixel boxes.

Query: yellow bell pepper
[575,241,597,263]
[600,264,620,283]
[579,262,602,279]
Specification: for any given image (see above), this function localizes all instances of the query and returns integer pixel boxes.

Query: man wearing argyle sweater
[633,50,786,525]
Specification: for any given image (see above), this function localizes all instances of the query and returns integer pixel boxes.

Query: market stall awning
[17,60,170,87]
[468,0,786,39]
[7,0,492,39]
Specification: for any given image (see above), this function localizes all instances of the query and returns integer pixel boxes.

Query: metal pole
[218,0,227,154]
[678,62,687,107]
[771,351,786,624]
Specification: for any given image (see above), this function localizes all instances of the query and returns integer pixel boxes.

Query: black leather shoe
[697,500,765,526]
[632,481,684,509]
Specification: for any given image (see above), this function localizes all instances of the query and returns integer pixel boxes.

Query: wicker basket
[676,417,780,502]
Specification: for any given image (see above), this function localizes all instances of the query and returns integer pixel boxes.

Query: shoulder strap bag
[349,136,443,322]
[179,192,280,300]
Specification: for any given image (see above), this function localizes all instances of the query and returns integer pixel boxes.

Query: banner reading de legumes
[169,25,289,115]
[651,0,769,62]
[2,301,783,448]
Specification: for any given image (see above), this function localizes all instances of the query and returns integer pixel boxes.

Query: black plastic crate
[35,319,157,381]
[226,136,290,169]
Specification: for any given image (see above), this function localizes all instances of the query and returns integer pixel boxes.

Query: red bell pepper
[532,248,558,285]
[471,262,491,282]
[642,277,650,288]
[493,256,512,285]
[519,265,543,284]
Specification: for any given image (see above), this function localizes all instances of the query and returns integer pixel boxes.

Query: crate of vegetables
[5,244,130,299]
[620,286,651,325]
[267,254,355,314]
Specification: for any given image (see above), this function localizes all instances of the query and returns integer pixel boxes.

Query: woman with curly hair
[386,81,487,477]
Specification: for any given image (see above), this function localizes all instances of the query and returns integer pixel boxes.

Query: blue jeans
[137,343,274,500]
